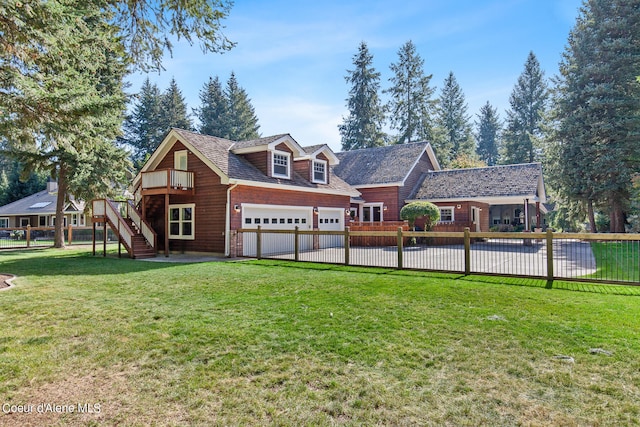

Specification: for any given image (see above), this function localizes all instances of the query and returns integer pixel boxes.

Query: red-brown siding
[356,187,400,221]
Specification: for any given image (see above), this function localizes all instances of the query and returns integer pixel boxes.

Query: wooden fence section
[235,227,640,286]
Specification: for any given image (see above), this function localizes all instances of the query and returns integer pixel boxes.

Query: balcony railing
[140,169,194,193]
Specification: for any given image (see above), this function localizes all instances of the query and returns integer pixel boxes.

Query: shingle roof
[229,134,290,150]
[411,163,543,200]
[333,142,430,186]
[171,129,357,195]
[0,190,84,216]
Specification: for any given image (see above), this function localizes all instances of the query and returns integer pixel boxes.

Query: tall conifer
[339,42,386,150]
[385,41,436,144]
[475,102,501,166]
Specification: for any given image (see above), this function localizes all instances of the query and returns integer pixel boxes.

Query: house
[408,163,548,232]
[0,180,87,229]
[125,128,359,257]
[332,142,440,222]
[93,128,548,259]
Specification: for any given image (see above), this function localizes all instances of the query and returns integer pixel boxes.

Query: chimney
[47,178,58,193]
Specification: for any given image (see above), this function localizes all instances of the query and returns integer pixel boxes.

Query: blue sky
[128,0,583,152]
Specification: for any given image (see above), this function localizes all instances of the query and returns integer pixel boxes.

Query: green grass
[1,248,640,426]
[589,241,640,282]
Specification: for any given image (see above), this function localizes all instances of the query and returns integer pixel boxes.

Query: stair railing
[104,199,134,251]
[127,200,157,250]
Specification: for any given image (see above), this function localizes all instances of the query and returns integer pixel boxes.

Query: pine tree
[339,41,387,150]
[224,72,260,141]
[124,78,165,166]
[548,0,640,233]
[475,101,501,166]
[385,40,436,144]
[161,78,193,132]
[501,52,548,164]
[196,76,228,137]
[433,72,475,166]
[0,1,234,247]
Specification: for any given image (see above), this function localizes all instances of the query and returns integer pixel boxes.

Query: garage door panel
[318,209,344,249]
[242,205,312,256]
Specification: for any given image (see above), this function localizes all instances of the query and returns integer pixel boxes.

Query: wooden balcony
[140,169,195,196]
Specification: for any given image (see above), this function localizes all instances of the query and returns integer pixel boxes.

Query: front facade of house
[0,180,86,229]
[122,128,548,257]
[132,129,358,256]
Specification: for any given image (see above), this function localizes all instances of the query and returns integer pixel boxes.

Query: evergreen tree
[124,78,165,166]
[196,76,229,137]
[224,72,260,141]
[338,41,387,150]
[161,78,193,131]
[501,52,548,164]
[433,72,475,166]
[385,41,436,144]
[475,101,501,166]
[0,1,234,247]
[548,0,640,233]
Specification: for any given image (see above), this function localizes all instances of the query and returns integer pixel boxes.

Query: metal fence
[232,227,640,285]
[0,226,116,250]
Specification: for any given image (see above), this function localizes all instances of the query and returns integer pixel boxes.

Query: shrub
[400,202,440,230]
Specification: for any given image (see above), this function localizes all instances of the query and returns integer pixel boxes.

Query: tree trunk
[587,199,597,233]
[609,198,626,233]
[54,164,69,248]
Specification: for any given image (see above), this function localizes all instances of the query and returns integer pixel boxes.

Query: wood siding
[356,187,400,221]
[148,140,228,254]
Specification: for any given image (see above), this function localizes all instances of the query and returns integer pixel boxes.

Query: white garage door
[242,204,312,256]
[318,208,344,248]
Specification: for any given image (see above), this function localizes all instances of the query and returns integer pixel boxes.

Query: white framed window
[312,159,327,184]
[362,203,383,222]
[71,214,78,226]
[174,150,188,171]
[20,217,30,227]
[272,151,291,179]
[439,207,454,222]
[169,203,195,240]
[0,217,8,228]
[39,216,47,227]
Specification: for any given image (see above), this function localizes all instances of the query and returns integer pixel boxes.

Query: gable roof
[333,142,440,187]
[409,163,547,205]
[0,189,84,216]
[135,128,359,197]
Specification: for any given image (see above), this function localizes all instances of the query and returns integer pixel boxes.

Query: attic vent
[29,202,52,209]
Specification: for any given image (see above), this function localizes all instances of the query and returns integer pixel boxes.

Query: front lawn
[1,248,639,425]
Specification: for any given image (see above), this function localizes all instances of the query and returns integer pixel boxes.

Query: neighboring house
[130,128,359,257]
[408,163,548,232]
[98,128,548,258]
[0,180,86,229]
[333,142,440,222]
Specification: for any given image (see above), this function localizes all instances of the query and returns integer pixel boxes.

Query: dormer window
[312,160,327,184]
[272,151,290,179]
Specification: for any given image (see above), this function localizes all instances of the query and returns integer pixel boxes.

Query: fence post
[117,219,122,258]
[294,226,299,262]
[26,225,31,248]
[256,226,262,260]
[546,229,554,284]
[464,227,471,275]
[67,224,72,245]
[344,226,350,266]
[397,227,404,269]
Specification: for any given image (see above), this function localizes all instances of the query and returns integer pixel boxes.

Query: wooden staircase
[92,199,157,259]
[124,218,156,259]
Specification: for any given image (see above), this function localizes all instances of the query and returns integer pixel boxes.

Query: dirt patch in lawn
[0,274,14,290]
